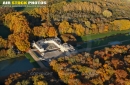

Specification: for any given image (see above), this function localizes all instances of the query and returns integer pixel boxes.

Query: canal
[0,56,34,77]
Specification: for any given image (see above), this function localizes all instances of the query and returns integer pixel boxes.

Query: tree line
[50,45,130,85]
[0,0,130,52]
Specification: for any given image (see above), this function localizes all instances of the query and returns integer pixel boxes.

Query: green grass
[77,31,130,50]
[25,53,40,68]
[25,53,35,62]
[80,29,130,42]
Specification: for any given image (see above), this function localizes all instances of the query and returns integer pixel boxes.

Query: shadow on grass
[76,36,84,42]
[31,61,40,68]
[25,53,40,68]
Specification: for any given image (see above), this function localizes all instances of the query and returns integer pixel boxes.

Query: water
[0,56,34,77]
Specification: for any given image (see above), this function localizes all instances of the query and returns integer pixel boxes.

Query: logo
[2,1,47,7]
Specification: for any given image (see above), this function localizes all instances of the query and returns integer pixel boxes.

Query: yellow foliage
[58,20,72,34]
[111,20,130,30]
[102,10,112,18]
[47,27,57,37]
[37,81,48,85]
[4,12,31,33]
[124,79,130,85]
[73,24,85,36]
[12,33,30,51]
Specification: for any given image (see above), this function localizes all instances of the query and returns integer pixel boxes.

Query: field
[80,29,130,42]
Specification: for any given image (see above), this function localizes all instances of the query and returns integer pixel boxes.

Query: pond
[0,56,34,77]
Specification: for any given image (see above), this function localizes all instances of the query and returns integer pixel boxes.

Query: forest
[0,0,130,84]
[4,68,60,85]
[0,0,130,52]
[50,45,130,85]
[4,45,130,85]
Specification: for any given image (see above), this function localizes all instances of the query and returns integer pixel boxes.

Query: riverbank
[0,54,24,62]
[80,29,130,42]
[0,53,40,72]
[76,31,130,50]
[0,56,34,77]
[25,53,40,68]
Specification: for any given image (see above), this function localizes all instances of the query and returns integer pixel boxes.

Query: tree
[0,36,7,48]
[4,12,31,33]
[0,49,7,58]
[0,7,16,16]
[104,25,109,32]
[115,70,128,79]
[15,80,30,85]
[102,10,112,18]
[9,33,30,52]
[111,20,130,30]
[33,26,47,38]
[58,20,72,34]
[73,23,85,36]
[85,21,91,28]
[91,24,98,34]
[47,27,57,37]
[7,48,16,58]
[37,81,48,85]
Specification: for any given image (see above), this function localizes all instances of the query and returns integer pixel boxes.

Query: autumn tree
[0,36,7,48]
[8,33,30,52]
[58,20,73,34]
[33,7,49,21]
[47,27,57,37]
[73,23,85,36]
[32,74,48,85]
[63,2,101,14]
[111,20,130,30]
[0,49,7,58]
[33,26,47,38]
[61,34,76,42]
[7,48,16,58]
[102,10,112,18]
[91,24,98,34]
[4,12,31,33]
[115,70,128,79]
[0,7,16,16]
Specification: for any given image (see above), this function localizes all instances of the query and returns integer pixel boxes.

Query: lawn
[77,31,130,49]
[81,29,130,42]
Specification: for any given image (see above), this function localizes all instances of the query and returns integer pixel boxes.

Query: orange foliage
[4,12,31,33]
[47,27,57,37]
[8,33,30,51]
